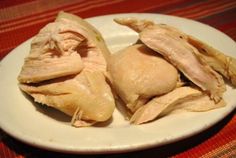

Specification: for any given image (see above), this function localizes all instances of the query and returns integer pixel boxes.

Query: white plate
[0,13,236,154]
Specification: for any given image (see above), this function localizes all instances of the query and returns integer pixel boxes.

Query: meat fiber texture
[18,12,115,127]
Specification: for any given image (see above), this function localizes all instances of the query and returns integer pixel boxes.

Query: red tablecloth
[0,0,236,157]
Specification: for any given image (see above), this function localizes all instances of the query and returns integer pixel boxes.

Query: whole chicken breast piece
[108,44,178,112]
[115,18,226,102]
[18,12,115,127]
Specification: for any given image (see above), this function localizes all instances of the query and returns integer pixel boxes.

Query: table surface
[0,0,235,157]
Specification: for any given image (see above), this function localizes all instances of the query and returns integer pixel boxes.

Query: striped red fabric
[173,113,236,158]
[0,0,34,9]
[0,0,236,59]
[0,0,236,157]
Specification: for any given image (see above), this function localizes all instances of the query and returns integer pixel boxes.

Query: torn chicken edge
[130,86,226,124]
[18,11,115,127]
[113,17,236,124]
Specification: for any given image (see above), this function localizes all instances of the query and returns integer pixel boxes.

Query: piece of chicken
[20,71,115,127]
[18,12,115,127]
[18,12,110,83]
[187,36,236,86]
[108,44,179,112]
[130,86,225,124]
[17,19,85,83]
[114,18,226,102]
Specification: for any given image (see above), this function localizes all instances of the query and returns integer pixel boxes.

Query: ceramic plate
[0,13,236,154]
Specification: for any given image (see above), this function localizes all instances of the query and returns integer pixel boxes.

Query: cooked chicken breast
[187,36,236,86]
[140,26,226,102]
[20,71,115,125]
[18,12,111,83]
[18,19,85,83]
[18,12,115,127]
[108,44,178,112]
[131,86,225,124]
[114,18,226,102]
